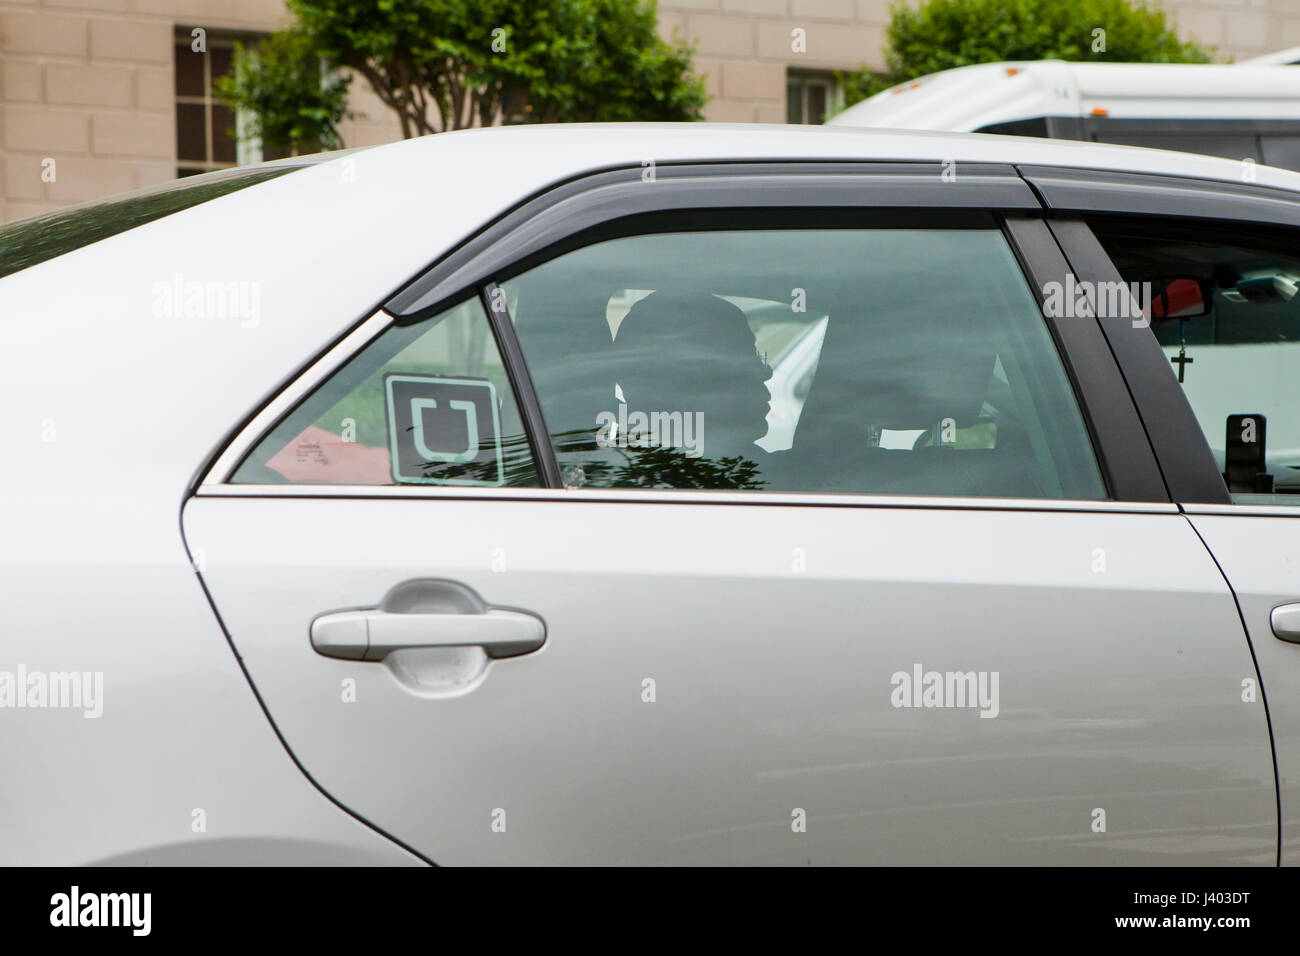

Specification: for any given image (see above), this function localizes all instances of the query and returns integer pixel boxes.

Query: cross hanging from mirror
[1171,319,1193,383]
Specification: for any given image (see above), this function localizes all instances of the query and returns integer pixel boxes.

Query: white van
[827,57,1300,171]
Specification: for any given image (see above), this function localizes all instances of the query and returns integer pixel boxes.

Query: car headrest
[796,290,999,449]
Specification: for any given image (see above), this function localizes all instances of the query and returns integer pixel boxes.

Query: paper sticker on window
[384,374,504,485]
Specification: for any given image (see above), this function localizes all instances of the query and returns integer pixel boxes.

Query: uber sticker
[384,374,504,485]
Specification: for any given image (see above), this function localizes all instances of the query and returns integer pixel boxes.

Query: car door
[1045,180,1300,864]
[183,163,1275,864]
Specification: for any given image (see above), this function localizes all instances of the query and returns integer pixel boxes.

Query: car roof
[349,121,1300,193]
[4,123,1298,299]
[5,122,1298,292]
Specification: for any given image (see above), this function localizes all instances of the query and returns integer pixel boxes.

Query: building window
[175,30,279,178]
[786,70,843,125]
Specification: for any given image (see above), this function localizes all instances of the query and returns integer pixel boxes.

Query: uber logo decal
[384,374,504,485]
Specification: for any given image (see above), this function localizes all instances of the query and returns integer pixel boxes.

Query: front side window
[232,297,538,487]
[502,221,1105,499]
[1091,219,1300,505]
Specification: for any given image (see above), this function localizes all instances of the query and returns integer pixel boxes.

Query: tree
[215,29,352,155]
[218,0,706,152]
[837,0,1214,109]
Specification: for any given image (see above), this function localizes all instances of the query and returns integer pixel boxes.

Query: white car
[3,123,1300,865]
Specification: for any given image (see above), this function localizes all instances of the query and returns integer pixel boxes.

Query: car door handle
[1272,603,1300,644]
[311,607,546,661]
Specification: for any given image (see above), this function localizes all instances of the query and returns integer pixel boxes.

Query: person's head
[611,291,771,457]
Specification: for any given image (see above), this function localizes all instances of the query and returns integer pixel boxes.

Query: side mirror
[1150,277,1211,321]
[1224,413,1274,494]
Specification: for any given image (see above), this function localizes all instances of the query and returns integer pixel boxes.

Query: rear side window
[232,297,538,487]
[0,164,301,280]
[500,223,1106,499]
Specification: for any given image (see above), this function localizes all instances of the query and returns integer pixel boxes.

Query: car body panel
[0,147,455,865]
[1184,511,1300,865]
[185,495,1275,864]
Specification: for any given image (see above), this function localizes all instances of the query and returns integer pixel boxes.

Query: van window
[1089,129,1259,163]
[1262,136,1300,172]
[976,118,1051,138]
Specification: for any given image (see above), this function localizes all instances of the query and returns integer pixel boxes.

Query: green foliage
[216,30,352,155]
[837,0,1214,109]
[514,0,708,123]
[836,68,888,109]
[219,0,705,148]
